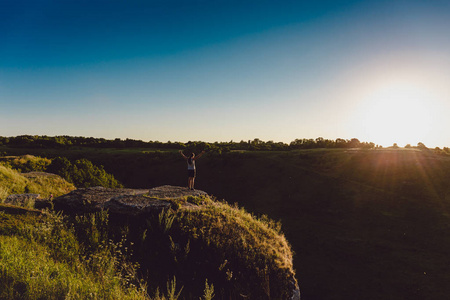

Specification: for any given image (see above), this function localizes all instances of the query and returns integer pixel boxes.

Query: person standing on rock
[179,150,205,190]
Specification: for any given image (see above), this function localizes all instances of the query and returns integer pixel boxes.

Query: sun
[352,81,436,147]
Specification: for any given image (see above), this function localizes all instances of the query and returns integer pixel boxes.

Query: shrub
[48,157,123,188]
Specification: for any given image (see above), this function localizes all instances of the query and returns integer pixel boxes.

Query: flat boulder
[53,185,207,215]
[53,186,148,213]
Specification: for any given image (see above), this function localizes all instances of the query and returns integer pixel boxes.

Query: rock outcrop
[53,185,208,216]
[52,185,300,299]
[5,193,40,206]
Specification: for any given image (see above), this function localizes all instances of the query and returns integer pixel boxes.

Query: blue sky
[1,0,450,147]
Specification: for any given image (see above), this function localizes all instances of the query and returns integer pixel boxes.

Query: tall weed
[0,207,149,300]
[201,279,215,300]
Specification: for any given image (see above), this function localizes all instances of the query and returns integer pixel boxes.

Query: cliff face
[54,185,300,300]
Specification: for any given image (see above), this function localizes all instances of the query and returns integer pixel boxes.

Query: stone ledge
[53,185,208,215]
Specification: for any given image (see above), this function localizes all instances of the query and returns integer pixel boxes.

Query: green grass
[172,199,295,299]
[0,145,177,158]
[0,154,51,172]
[0,204,149,300]
[0,165,28,200]
[0,235,147,300]
[0,152,297,298]
[77,195,298,299]
[0,165,75,201]
[0,193,294,299]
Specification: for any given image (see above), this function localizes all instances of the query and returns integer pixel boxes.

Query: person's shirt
[187,158,195,170]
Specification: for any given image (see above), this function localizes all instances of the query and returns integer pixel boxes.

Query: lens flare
[351,80,439,146]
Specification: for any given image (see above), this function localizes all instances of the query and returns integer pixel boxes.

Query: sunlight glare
[354,81,436,147]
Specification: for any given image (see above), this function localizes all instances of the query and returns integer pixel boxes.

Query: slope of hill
[0,164,75,201]
[0,203,149,299]
[0,185,299,299]
[2,146,450,299]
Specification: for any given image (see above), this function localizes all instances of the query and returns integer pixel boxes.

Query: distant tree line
[1,135,448,154]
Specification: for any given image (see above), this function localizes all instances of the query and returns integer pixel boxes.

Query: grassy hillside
[3,146,450,299]
[0,154,123,189]
[0,195,296,299]
[0,164,75,201]
[0,204,149,299]
[0,154,297,299]
[95,195,298,299]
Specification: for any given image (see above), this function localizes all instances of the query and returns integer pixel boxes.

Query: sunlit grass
[183,198,293,271]
[0,235,147,299]
[0,205,149,299]
[163,196,296,298]
[0,165,75,201]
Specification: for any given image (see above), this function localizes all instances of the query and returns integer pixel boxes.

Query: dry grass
[161,196,297,299]
[0,165,75,201]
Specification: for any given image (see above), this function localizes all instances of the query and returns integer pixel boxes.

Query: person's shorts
[188,169,196,178]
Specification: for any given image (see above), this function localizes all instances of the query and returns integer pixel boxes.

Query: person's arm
[194,150,206,160]
[179,150,187,159]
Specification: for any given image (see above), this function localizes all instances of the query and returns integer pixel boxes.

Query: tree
[47,157,72,181]
[71,159,122,188]
[417,142,428,150]
[47,157,122,188]
[348,138,361,148]
[315,137,325,148]
[335,138,347,148]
